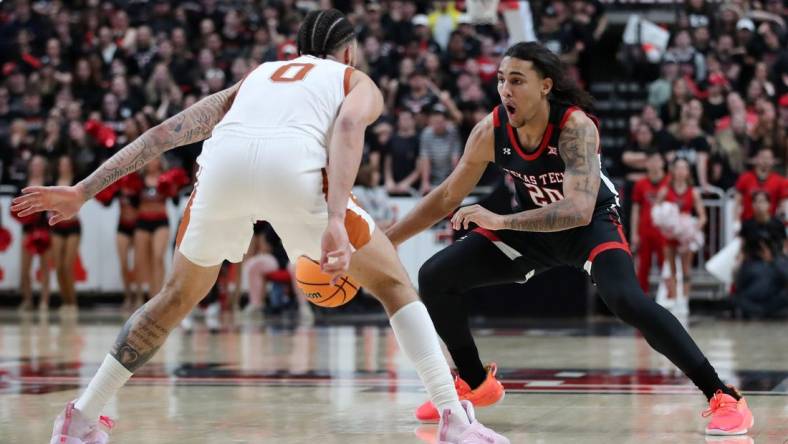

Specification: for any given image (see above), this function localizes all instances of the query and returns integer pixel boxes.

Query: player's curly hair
[505,42,594,111]
[297,9,356,58]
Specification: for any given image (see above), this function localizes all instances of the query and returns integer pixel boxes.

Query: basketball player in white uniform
[13,9,507,444]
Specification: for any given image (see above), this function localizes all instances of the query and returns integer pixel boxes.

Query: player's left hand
[320,217,352,283]
[11,185,86,225]
[451,204,505,231]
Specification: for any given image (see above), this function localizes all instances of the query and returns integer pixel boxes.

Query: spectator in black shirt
[623,123,659,183]
[363,36,395,85]
[750,98,786,165]
[667,29,706,82]
[71,58,103,111]
[109,75,142,117]
[409,14,442,55]
[669,118,710,188]
[661,77,692,125]
[704,73,730,124]
[0,0,52,56]
[385,110,422,195]
[734,190,788,319]
[641,105,680,153]
[395,69,439,126]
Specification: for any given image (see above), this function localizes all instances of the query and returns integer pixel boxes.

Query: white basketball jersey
[214,55,353,147]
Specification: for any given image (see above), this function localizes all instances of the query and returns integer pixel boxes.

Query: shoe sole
[51,435,85,444]
[417,390,506,424]
[705,416,754,436]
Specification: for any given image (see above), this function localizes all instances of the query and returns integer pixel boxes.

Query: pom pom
[157,168,190,198]
[24,229,51,254]
[95,182,119,206]
[118,173,144,194]
[84,119,117,148]
[651,202,704,251]
[11,208,39,226]
[0,226,11,252]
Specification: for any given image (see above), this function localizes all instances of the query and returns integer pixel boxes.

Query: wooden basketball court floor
[0,311,786,443]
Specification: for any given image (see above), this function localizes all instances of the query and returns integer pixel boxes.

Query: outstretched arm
[500,112,600,232]
[387,114,494,245]
[12,82,241,224]
[79,83,241,199]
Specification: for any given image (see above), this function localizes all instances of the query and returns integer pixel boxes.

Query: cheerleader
[656,157,707,313]
[50,155,81,315]
[14,155,52,311]
[117,174,142,309]
[133,158,188,303]
[134,157,170,302]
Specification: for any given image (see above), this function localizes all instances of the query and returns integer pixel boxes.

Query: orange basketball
[294,256,360,308]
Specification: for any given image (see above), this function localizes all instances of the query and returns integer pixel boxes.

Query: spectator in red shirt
[631,150,668,294]
[734,147,784,221]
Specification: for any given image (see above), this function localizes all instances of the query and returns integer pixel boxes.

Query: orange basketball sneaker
[415,363,505,423]
[703,387,754,436]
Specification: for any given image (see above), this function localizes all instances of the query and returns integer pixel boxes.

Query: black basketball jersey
[490,101,619,213]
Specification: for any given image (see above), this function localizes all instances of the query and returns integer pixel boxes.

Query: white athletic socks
[389,301,469,425]
[74,355,133,420]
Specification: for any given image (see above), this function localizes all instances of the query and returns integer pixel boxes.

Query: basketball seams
[296,256,357,307]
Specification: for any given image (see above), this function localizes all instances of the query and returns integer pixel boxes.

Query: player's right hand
[11,185,86,226]
[321,217,351,283]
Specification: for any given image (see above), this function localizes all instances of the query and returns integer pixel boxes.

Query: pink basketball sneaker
[50,401,115,444]
[703,388,754,436]
[416,363,505,423]
[438,400,509,444]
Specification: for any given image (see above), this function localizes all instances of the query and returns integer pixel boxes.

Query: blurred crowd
[618,0,788,318]
[0,0,786,317]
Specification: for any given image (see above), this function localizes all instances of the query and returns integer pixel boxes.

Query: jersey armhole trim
[559,106,579,129]
[492,105,501,127]
[343,67,354,96]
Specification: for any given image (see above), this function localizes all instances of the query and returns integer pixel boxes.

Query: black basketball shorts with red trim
[471,206,630,283]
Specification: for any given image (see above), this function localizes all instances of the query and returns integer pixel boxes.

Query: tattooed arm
[500,112,600,232]
[79,83,241,199]
[11,83,241,224]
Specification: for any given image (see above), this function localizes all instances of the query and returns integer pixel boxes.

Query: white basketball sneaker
[50,401,115,444]
[438,400,509,444]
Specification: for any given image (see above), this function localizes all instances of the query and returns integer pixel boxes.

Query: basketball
[294,256,359,308]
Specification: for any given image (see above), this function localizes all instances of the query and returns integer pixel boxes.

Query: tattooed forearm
[502,198,588,232]
[110,305,170,372]
[501,116,601,232]
[558,121,600,201]
[79,85,239,199]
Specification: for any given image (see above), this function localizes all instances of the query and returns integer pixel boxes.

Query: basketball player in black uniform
[386,42,753,436]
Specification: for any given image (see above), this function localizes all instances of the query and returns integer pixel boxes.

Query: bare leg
[71,252,220,423]
[19,246,33,309]
[116,233,134,309]
[134,230,151,306]
[39,248,52,309]
[346,229,466,422]
[63,235,80,306]
[665,245,677,301]
[348,230,417,315]
[110,253,220,370]
[150,227,170,296]
[52,235,68,305]
[681,250,693,300]
[245,254,278,309]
